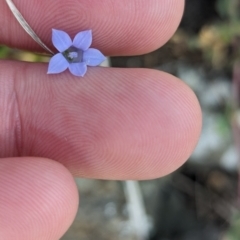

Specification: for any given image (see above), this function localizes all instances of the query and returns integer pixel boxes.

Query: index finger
[1,0,184,55]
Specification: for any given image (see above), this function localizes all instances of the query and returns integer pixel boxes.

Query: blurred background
[1,0,240,239]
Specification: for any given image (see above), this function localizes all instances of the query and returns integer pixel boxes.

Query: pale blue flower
[48,29,106,77]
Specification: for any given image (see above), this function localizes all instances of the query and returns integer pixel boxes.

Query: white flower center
[68,52,78,59]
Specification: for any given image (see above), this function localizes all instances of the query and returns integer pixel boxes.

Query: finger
[0,61,201,180]
[1,0,184,55]
[0,157,79,240]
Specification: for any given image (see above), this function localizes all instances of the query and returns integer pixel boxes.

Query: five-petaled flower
[48,29,106,77]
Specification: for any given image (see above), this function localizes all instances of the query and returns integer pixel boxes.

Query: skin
[0,0,202,239]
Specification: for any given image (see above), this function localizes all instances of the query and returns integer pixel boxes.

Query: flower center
[62,46,83,63]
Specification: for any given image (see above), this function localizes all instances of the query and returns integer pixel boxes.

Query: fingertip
[1,0,184,55]
[0,157,79,240]
[99,69,202,179]
[145,71,202,178]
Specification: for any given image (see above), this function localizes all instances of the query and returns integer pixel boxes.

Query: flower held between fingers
[48,29,106,77]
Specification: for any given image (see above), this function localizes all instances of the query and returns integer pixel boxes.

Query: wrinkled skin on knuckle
[0,62,25,157]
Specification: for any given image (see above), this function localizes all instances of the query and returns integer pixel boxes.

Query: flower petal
[52,29,72,52]
[69,63,87,77]
[47,53,69,74]
[83,48,106,66]
[73,30,92,51]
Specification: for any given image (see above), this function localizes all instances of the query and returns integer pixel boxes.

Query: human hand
[0,0,201,239]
